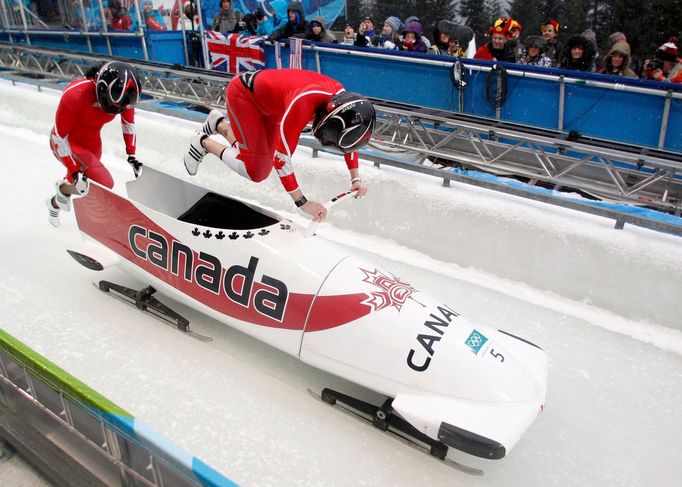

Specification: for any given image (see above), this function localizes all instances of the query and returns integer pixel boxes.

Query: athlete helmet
[312,92,376,153]
[95,61,141,114]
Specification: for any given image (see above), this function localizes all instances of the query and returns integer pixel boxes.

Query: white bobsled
[69,167,547,462]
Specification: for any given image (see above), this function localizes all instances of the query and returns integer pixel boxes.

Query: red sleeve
[50,87,82,176]
[121,108,136,155]
[344,152,358,170]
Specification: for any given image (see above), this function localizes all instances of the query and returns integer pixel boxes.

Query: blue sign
[465,330,488,355]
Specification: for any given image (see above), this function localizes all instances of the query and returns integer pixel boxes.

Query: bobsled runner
[68,167,548,468]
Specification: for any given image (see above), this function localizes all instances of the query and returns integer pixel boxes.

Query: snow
[1,79,681,486]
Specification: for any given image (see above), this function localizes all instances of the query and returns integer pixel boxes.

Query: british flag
[205,31,265,74]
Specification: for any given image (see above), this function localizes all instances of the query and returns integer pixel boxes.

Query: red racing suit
[225,69,359,193]
[50,77,136,188]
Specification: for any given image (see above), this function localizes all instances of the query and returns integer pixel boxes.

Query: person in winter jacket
[371,16,402,50]
[474,18,516,62]
[104,0,132,31]
[429,20,475,57]
[559,35,596,72]
[399,21,427,53]
[212,0,242,33]
[131,0,165,31]
[599,41,637,78]
[519,35,552,67]
[339,23,368,47]
[269,1,306,41]
[257,0,287,37]
[541,19,562,67]
[298,16,336,43]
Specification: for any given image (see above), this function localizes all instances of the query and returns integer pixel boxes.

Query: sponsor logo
[465,330,488,355]
[406,305,460,372]
[128,225,288,322]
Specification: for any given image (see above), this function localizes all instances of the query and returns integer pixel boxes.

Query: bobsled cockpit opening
[178,192,279,230]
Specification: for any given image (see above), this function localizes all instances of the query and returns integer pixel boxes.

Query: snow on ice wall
[3,79,682,330]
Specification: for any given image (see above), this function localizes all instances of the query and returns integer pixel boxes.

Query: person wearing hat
[599,41,637,78]
[474,18,516,62]
[270,1,307,41]
[643,41,681,83]
[519,35,552,67]
[541,19,562,67]
[298,15,336,43]
[105,0,132,31]
[558,34,596,72]
[505,18,525,62]
[212,0,243,33]
[371,16,402,50]
[340,23,369,47]
[257,0,288,37]
[358,17,376,39]
[400,20,427,53]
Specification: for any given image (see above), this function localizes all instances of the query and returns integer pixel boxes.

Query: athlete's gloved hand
[127,155,143,178]
[71,171,89,196]
[301,200,327,222]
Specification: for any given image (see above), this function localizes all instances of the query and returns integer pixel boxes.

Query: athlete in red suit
[46,61,142,227]
[184,69,376,222]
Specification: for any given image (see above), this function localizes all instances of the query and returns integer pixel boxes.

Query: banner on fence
[205,31,265,74]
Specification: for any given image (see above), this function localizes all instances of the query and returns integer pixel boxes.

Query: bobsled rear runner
[70,167,548,464]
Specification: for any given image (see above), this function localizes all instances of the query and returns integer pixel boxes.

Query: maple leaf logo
[360,268,423,313]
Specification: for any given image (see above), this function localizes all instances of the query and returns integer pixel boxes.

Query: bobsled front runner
[70,168,548,462]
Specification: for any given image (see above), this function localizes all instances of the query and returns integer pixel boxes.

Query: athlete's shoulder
[62,78,96,98]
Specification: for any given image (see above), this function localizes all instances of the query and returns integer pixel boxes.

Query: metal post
[495,69,501,120]
[130,0,149,61]
[97,0,113,56]
[178,1,189,66]
[17,0,30,45]
[658,90,672,149]
[195,0,209,68]
[314,49,321,73]
[558,75,565,131]
[0,0,14,45]
[76,0,93,52]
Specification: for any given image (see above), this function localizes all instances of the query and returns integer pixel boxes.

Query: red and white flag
[205,31,265,74]
[289,37,303,69]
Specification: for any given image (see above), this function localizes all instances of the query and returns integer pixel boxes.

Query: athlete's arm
[345,152,367,197]
[50,90,81,177]
[121,108,137,156]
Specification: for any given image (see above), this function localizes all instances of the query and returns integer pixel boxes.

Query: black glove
[127,155,143,178]
[71,171,89,195]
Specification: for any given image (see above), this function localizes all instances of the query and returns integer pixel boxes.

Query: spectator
[105,0,132,31]
[506,18,525,62]
[212,0,242,33]
[270,1,307,41]
[176,0,199,31]
[600,41,637,78]
[73,0,102,31]
[358,17,376,39]
[131,0,165,31]
[541,19,562,67]
[642,42,681,83]
[403,16,430,50]
[371,16,402,50]
[258,0,287,37]
[340,23,368,47]
[233,13,259,36]
[519,36,552,67]
[474,18,516,62]
[400,20,427,53]
[581,28,602,70]
[559,35,596,72]
[298,16,336,43]
[607,31,642,76]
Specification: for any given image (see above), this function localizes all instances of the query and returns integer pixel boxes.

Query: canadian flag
[205,31,266,74]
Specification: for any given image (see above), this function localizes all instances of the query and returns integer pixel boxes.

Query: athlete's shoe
[46,197,60,228]
[184,130,208,176]
[202,109,225,136]
[54,180,71,212]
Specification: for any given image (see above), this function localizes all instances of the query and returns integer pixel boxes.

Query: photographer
[642,41,680,83]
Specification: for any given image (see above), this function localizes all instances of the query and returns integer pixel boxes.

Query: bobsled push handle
[305,190,358,238]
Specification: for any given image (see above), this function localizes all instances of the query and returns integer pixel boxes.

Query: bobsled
[69,167,548,466]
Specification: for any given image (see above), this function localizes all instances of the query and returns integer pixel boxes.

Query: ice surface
[0,79,681,486]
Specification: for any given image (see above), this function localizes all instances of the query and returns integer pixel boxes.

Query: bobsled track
[1,79,682,487]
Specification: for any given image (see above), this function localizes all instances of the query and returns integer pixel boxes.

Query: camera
[647,58,664,71]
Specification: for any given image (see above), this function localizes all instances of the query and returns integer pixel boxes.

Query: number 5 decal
[490,348,505,363]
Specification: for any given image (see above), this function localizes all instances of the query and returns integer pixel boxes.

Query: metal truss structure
[2,43,681,223]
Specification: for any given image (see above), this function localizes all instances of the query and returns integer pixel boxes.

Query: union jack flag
[205,31,266,74]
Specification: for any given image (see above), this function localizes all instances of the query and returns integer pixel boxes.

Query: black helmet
[96,61,141,114]
[312,92,375,153]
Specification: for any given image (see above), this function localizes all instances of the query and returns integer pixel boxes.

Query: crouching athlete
[46,61,143,227]
[183,69,376,222]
